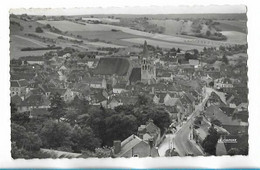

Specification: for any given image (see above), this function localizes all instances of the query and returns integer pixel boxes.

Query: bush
[35,27,43,33]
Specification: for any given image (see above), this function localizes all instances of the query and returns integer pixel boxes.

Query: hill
[94,57,130,76]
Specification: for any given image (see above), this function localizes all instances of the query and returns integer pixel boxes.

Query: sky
[10,5,246,16]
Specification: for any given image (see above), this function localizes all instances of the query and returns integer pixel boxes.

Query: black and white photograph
[9,5,248,159]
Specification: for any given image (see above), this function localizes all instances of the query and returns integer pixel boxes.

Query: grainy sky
[10,5,246,16]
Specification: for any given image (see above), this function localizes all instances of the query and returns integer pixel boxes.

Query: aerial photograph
[9,5,248,158]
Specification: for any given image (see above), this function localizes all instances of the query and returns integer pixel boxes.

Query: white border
[1,0,260,168]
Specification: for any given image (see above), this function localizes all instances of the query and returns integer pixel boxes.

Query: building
[112,134,159,158]
[83,76,107,89]
[10,79,28,97]
[137,119,161,146]
[141,41,156,84]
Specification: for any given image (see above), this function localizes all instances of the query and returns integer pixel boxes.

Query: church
[141,41,156,84]
[129,41,156,85]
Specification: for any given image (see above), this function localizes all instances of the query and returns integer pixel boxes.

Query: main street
[174,105,204,156]
[173,87,212,156]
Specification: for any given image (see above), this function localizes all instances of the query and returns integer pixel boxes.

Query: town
[10,13,248,158]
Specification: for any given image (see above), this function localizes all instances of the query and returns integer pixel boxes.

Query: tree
[202,125,220,155]
[211,119,222,127]
[104,113,138,146]
[71,125,101,152]
[136,94,152,106]
[208,81,214,87]
[35,26,43,33]
[193,116,203,128]
[87,107,109,145]
[39,120,72,149]
[11,123,42,152]
[134,106,171,134]
[228,148,240,156]
[222,54,229,65]
[114,104,134,115]
[206,30,211,37]
[48,93,66,121]
[95,146,112,158]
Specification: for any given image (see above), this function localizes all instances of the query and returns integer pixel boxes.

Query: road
[158,134,174,156]
[174,106,204,156]
[174,87,212,156]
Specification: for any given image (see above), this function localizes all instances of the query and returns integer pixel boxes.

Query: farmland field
[82,17,120,23]
[9,35,54,59]
[37,20,247,49]
[215,20,247,33]
[220,31,247,44]
[37,20,112,32]
[149,19,183,35]
[121,38,205,50]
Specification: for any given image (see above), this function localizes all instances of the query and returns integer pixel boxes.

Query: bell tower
[141,41,156,84]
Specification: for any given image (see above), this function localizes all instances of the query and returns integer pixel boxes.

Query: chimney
[113,140,121,154]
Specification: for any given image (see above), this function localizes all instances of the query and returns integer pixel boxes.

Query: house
[205,91,227,107]
[10,79,28,97]
[232,111,248,126]
[180,92,196,114]
[71,82,91,100]
[21,56,45,65]
[189,59,200,68]
[205,105,241,126]
[153,93,182,106]
[117,95,138,106]
[89,90,108,107]
[137,119,161,146]
[192,121,229,155]
[214,77,233,90]
[17,94,51,113]
[112,135,159,158]
[156,69,173,82]
[107,97,122,109]
[160,57,178,67]
[11,95,23,105]
[236,103,248,112]
[113,83,127,94]
[83,76,107,89]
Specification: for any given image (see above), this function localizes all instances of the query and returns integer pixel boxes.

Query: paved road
[174,87,212,156]
[174,107,204,156]
[158,134,174,156]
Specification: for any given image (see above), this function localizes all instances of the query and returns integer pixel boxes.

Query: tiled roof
[10,79,28,87]
[11,95,22,105]
[20,94,50,107]
[129,68,141,83]
[205,105,240,126]
[115,135,142,157]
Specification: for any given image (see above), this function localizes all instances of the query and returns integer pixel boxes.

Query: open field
[149,19,183,35]
[215,20,247,33]
[9,35,56,59]
[220,31,247,44]
[122,38,205,50]
[37,20,247,49]
[82,17,120,23]
[37,20,112,32]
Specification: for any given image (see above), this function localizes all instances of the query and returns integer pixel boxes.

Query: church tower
[141,41,156,84]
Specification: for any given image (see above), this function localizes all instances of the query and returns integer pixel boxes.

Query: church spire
[143,40,149,58]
